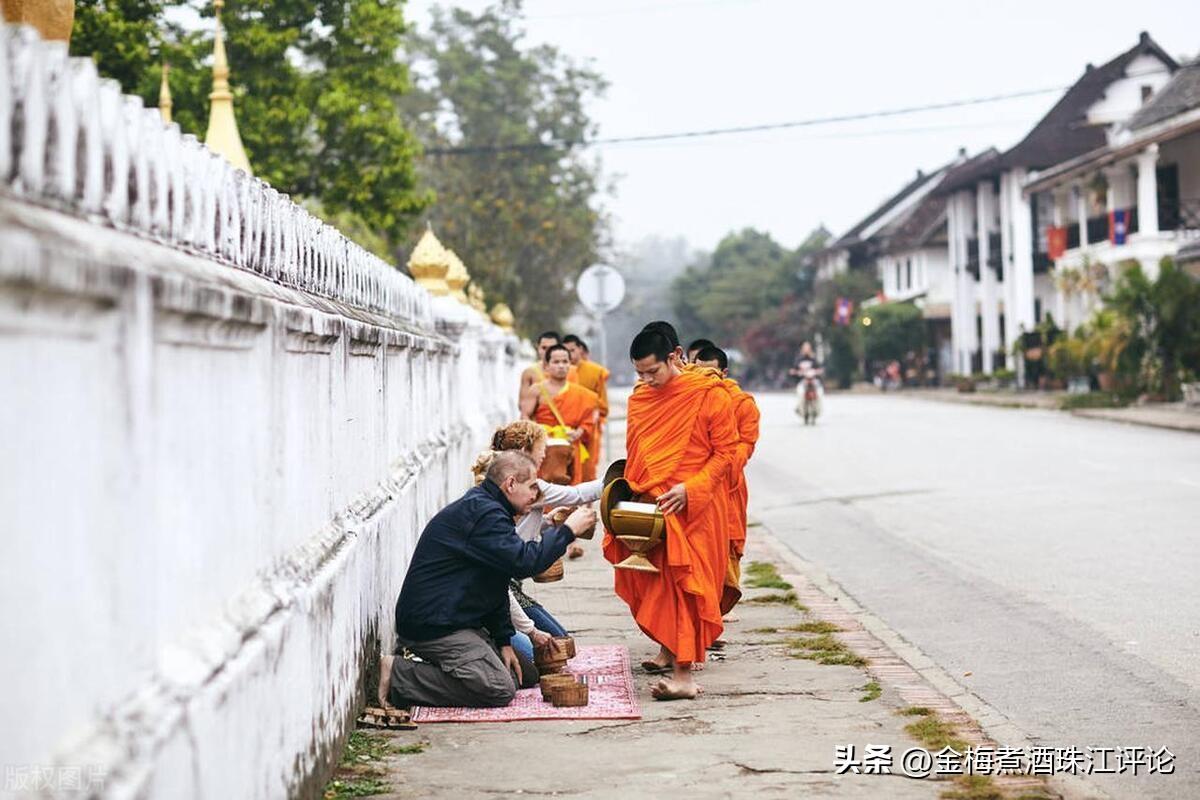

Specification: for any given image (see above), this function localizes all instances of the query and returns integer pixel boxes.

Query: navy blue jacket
[394,479,575,647]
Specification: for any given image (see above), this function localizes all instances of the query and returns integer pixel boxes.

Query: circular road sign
[576,264,626,315]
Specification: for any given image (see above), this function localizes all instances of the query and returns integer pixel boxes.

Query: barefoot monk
[603,329,739,700]
[693,345,760,615]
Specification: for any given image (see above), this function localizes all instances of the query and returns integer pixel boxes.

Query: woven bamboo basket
[534,640,570,675]
[547,678,589,707]
[538,673,577,701]
[555,636,576,659]
[532,558,564,583]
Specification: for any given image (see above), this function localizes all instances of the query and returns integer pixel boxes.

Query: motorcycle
[792,366,822,425]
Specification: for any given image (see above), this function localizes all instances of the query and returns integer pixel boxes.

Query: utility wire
[423,64,1187,157]
[424,84,1067,156]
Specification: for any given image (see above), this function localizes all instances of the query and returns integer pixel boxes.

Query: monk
[529,344,599,486]
[686,338,716,364]
[692,345,760,616]
[641,320,686,363]
[603,329,739,700]
[562,334,610,482]
[518,331,561,418]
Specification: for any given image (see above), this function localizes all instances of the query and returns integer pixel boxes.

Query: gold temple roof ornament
[204,0,252,174]
[490,302,515,332]
[0,0,74,42]
[467,282,487,313]
[445,248,470,303]
[159,63,173,124]
[407,226,451,297]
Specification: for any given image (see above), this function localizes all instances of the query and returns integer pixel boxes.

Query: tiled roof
[881,192,947,252]
[1128,59,1200,130]
[940,33,1177,192]
[833,169,942,247]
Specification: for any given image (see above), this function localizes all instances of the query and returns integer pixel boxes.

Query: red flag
[1046,226,1068,260]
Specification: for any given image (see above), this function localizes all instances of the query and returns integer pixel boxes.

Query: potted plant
[1048,336,1091,393]
[949,373,976,393]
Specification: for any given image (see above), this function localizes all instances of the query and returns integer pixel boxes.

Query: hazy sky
[407,0,1199,251]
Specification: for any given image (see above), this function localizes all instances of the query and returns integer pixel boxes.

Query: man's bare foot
[378,655,395,708]
[567,542,585,559]
[650,677,701,701]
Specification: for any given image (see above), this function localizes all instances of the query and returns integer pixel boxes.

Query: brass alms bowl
[601,473,666,573]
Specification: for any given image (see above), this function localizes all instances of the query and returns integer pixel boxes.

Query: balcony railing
[1161,198,1200,231]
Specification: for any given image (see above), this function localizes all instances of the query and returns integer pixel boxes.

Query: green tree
[1105,258,1200,399]
[71,0,428,246]
[861,302,925,365]
[400,0,610,335]
[673,228,800,346]
[813,269,878,388]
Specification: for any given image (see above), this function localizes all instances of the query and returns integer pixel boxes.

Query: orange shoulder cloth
[624,369,722,495]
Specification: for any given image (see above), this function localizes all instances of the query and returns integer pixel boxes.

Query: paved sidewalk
[368,537,945,799]
[904,388,1200,434]
[339,398,1066,800]
[1069,403,1200,433]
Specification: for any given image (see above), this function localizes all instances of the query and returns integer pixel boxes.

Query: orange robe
[532,381,599,485]
[568,360,610,481]
[602,370,739,663]
[720,379,760,614]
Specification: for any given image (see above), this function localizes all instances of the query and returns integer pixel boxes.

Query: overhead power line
[422,63,1187,157]
[423,84,1066,156]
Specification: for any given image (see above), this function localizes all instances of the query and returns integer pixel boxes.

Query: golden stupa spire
[407,224,452,297]
[158,62,173,124]
[204,0,252,174]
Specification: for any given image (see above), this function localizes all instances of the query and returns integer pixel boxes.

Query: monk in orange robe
[530,344,598,485]
[603,329,738,700]
[563,335,610,482]
[692,345,760,615]
[518,330,562,418]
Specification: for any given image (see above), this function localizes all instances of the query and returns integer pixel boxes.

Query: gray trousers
[389,628,537,708]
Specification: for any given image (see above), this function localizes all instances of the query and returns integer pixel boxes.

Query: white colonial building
[1025,57,1200,330]
[937,33,1178,376]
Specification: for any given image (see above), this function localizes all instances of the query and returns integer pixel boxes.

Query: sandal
[357,706,417,730]
[640,660,672,675]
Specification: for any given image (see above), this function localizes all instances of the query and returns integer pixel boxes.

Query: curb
[753,523,1108,800]
[1069,408,1200,435]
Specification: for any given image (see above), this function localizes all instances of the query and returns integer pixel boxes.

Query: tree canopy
[399,0,610,335]
[71,0,429,245]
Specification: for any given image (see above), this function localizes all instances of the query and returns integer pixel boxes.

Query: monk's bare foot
[378,655,395,708]
[567,542,585,559]
[722,612,740,623]
[650,677,701,701]
[691,662,705,671]
[641,645,673,674]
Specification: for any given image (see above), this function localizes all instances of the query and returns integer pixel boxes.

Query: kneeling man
[382,451,596,708]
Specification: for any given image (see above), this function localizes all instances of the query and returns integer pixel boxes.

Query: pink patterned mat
[410,644,642,723]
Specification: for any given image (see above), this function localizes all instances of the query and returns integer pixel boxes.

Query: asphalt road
[746,391,1200,800]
